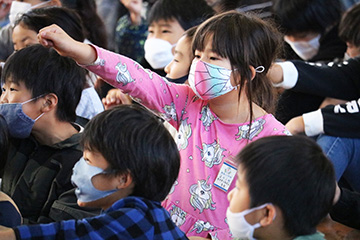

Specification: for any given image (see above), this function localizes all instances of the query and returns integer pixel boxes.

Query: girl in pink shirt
[38,11,288,239]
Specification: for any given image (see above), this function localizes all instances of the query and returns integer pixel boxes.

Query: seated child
[0,104,188,239]
[37,10,288,239]
[12,6,104,120]
[0,44,91,223]
[116,0,213,76]
[0,191,22,228]
[0,115,22,228]
[227,135,336,239]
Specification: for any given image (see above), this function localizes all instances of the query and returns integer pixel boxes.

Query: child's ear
[115,172,133,190]
[249,66,256,80]
[259,204,277,227]
[41,93,58,112]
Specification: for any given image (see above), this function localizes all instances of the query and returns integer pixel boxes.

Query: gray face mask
[284,34,321,60]
[71,157,117,203]
[0,97,44,138]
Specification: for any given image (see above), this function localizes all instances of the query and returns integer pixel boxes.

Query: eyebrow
[174,50,183,56]
[150,23,172,28]
[18,36,32,44]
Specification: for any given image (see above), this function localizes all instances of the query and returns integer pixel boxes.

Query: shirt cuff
[303,109,324,136]
[272,61,298,89]
[77,44,102,67]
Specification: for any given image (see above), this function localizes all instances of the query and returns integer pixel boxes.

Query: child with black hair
[272,0,348,125]
[116,0,213,76]
[227,135,336,239]
[0,44,88,223]
[11,6,104,121]
[0,115,22,228]
[0,104,187,239]
[269,3,360,192]
[38,10,287,239]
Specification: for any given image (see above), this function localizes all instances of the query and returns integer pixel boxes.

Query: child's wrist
[74,43,97,65]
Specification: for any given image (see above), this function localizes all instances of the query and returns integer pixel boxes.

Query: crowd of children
[0,0,358,239]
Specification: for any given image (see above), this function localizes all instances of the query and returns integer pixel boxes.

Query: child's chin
[77,200,87,207]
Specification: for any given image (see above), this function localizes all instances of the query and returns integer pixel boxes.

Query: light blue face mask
[0,97,44,138]
[71,157,118,203]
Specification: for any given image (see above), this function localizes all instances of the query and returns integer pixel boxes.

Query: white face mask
[284,34,321,61]
[9,0,51,27]
[226,203,274,240]
[9,1,31,27]
[343,52,351,60]
[144,38,175,69]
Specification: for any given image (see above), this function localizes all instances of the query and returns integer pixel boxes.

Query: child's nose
[164,62,172,74]
[0,92,8,104]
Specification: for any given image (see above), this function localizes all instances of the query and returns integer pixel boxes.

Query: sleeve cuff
[303,109,324,136]
[272,61,298,89]
[78,44,102,67]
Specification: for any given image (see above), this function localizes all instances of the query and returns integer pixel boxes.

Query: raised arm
[38,24,97,65]
[269,58,360,100]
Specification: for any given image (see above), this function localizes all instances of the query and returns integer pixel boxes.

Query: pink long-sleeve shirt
[85,46,288,239]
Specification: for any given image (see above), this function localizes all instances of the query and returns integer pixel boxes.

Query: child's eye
[174,58,179,63]
[10,88,17,91]
[162,30,171,34]
[194,55,201,59]
[210,57,219,61]
[1,88,5,92]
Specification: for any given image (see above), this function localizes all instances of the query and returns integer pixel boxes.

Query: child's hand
[285,116,305,135]
[120,0,143,25]
[38,24,96,65]
[102,89,132,110]
[0,0,12,20]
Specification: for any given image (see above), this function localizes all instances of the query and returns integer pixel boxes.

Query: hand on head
[0,0,12,19]
[38,24,96,65]
[102,89,132,110]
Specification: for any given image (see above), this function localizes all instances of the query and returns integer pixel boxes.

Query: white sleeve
[303,109,324,136]
[272,61,299,89]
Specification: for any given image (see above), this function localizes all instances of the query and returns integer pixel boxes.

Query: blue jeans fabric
[317,134,360,192]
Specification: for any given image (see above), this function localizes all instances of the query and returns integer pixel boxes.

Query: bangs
[192,11,242,61]
[2,56,25,86]
[147,1,174,25]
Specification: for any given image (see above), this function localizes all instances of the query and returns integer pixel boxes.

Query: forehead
[12,24,38,39]
[175,35,190,51]
[150,18,181,29]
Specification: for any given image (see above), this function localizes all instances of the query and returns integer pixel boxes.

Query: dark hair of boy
[237,135,336,236]
[1,44,86,123]
[14,6,85,42]
[339,3,360,47]
[81,104,181,202]
[147,0,214,31]
[272,0,343,35]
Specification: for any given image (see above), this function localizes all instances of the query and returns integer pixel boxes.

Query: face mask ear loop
[255,66,265,73]
[21,93,47,105]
